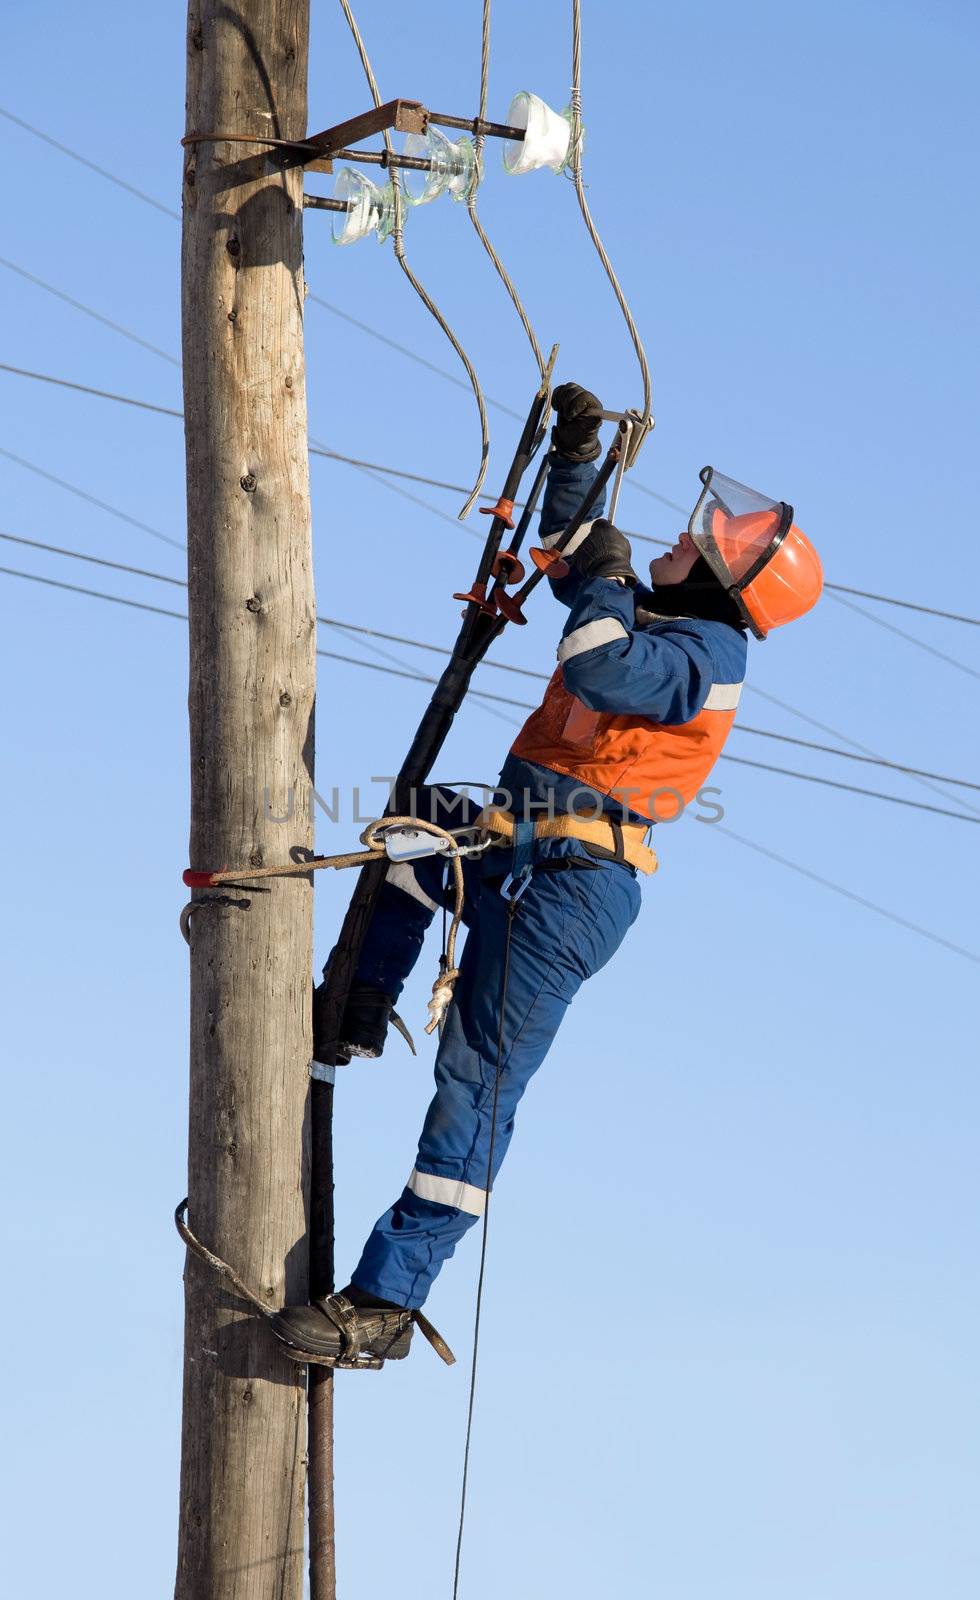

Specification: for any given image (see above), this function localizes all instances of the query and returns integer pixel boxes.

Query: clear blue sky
[2,2,978,1596]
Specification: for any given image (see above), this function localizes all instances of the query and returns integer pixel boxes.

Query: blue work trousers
[349,788,642,1308]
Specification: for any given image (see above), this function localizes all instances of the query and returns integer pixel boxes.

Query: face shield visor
[688,467,793,637]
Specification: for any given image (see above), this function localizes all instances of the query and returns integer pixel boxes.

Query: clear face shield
[688,468,792,631]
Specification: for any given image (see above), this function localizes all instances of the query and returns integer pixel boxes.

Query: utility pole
[176,4,316,1598]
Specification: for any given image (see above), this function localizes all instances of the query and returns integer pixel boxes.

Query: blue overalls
[345,452,746,1308]
[350,788,642,1307]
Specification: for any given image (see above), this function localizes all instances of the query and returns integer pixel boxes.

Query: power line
[4,356,980,634]
[747,681,980,823]
[0,105,179,219]
[827,590,980,683]
[5,110,980,626]
[0,361,183,417]
[5,528,979,797]
[0,447,183,552]
[3,556,976,962]
[0,256,179,367]
[2,119,975,967]
[0,530,186,585]
[2,555,978,825]
[716,825,980,968]
[0,563,187,621]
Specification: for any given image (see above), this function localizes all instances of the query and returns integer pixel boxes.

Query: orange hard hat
[689,468,823,639]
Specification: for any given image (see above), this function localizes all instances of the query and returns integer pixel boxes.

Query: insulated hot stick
[453,348,557,620]
[495,424,627,624]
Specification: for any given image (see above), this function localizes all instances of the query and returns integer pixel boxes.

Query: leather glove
[571,518,639,586]
[551,382,603,463]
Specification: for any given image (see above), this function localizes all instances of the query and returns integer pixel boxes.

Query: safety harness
[476,805,657,877]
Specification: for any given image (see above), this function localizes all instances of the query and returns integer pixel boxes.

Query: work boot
[271,1283,455,1368]
[338,983,397,1060]
[312,979,398,1066]
[271,1285,414,1366]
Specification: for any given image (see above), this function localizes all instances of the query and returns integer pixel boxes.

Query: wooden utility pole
[176,4,317,1598]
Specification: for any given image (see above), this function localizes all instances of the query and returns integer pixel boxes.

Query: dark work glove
[571,518,639,586]
[551,382,603,462]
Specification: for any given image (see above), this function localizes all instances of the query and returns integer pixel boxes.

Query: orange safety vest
[510,668,743,820]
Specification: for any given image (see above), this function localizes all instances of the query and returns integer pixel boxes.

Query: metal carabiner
[499,867,532,902]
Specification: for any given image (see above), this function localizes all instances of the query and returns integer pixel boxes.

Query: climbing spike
[183,868,219,888]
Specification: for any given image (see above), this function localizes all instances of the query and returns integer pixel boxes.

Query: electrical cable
[465,0,548,383]
[0,105,180,219]
[0,445,184,551]
[336,0,489,519]
[5,357,979,628]
[827,590,980,684]
[0,255,180,367]
[569,0,652,442]
[3,560,977,962]
[3,556,978,824]
[715,825,980,968]
[4,530,978,795]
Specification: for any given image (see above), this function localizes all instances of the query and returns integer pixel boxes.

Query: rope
[358,817,466,1032]
[466,0,548,384]
[452,892,518,1599]
[568,1,653,458]
[336,0,489,520]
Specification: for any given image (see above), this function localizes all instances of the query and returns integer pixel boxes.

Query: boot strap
[314,1294,455,1367]
[413,1309,456,1365]
[314,1292,363,1361]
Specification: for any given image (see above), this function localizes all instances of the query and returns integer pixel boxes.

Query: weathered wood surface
[176,4,315,1597]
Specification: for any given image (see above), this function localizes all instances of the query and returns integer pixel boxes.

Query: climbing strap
[475,806,658,875]
[182,815,475,1038]
[174,1201,455,1370]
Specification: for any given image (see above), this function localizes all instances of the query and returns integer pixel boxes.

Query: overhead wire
[465,0,548,383]
[0,444,184,552]
[5,530,979,794]
[0,105,179,219]
[569,0,652,438]
[2,112,978,931]
[336,0,489,519]
[826,589,980,684]
[2,345,976,816]
[715,825,980,968]
[0,255,180,368]
[5,356,979,629]
[3,553,979,825]
[4,556,976,964]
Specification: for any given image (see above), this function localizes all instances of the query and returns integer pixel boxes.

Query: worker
[272,383,824,1366]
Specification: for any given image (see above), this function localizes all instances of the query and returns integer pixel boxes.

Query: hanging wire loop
[465,0,550,389]
[337,0,490,520]
[569,0,653,466]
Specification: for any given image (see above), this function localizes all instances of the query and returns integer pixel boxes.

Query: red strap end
[183,868,218,888]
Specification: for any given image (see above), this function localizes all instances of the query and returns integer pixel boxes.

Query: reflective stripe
[557,615,629,664]
[703,680,743,712]
[540,518,595,554]
[407,1168,487,1216]
[385,860,439,913]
